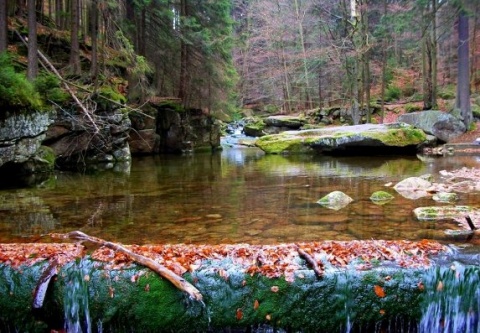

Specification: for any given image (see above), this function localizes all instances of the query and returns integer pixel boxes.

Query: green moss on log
[0,257,450,332]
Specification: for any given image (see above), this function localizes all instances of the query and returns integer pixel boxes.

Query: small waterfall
[63,259,92,333]
[419,263,480,332]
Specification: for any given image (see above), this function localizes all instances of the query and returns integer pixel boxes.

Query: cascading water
[63,259,93,333]
[419,263,480,333]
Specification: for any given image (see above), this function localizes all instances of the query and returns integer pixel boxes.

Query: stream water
[0,145,479,247]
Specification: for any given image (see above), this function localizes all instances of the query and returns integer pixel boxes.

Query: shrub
[0,53,43,111]
[402,85,416,98]
[405,103,422,113]
[438,85,456,100]
[472,104,480,119]
[385,85,401,102]
[35,73,69,105]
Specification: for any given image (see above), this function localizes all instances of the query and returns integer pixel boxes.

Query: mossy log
[1,241,479,332]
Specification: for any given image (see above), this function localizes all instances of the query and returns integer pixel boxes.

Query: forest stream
[1,145,479,247]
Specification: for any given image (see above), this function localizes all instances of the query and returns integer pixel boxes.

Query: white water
[63,260,92,333]
[419,263,480,333]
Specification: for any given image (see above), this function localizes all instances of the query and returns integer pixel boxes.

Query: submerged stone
[432,192,458,203]
[370,191,395,205]
[316,191,353,210]
[413,206,473,221]
[393,177,432,200]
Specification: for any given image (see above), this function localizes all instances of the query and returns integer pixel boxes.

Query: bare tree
[456,7,472,128]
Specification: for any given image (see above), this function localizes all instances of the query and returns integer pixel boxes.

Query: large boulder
[398,111,466,142]
[45,108,131,167]
[255,123,428,155]
[0,110,55,180]
[264,115,306,129]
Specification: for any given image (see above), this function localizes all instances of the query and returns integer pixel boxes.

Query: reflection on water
[0,147,479,245]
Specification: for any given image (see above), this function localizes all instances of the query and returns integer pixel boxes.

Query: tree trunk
[55,0,62,29]
[27,0,38,81]
[294,0,311,109]
[422,1,438,110]
[0,0,7,53]
[472,1,479,93]
[178,0,188,104]
[16,0,26,16]
[69,0,81,75]
[380,0,388,123]
[36,0,43,25]
[456,10,472,128]
[431,0,438,109]
[361,0,371,123]
[90,0,98,86]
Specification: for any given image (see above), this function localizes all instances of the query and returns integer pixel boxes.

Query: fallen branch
[466,215,477,231]
[297,247,324,278]
[50,231,203,301]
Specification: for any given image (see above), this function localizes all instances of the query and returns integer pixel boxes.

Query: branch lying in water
[50,231,203,302]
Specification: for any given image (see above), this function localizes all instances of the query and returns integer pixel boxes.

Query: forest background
[0,0,479,129]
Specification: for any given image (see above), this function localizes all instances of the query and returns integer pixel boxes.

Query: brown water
[0,147,479,245]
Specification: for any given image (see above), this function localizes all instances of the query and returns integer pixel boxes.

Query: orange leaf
[253,299,259,310]
[236,308,243,320]
[374,285,386,298]
[379,309,386,316]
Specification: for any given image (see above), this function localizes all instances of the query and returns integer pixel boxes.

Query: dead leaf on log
[236,308,243,320]
[374,285,386,298]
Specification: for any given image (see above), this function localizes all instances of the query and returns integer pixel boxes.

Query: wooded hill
[0,0,479,127]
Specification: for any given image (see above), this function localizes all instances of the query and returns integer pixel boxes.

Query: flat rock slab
[255,123,427,155]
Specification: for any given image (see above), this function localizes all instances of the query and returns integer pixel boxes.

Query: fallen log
[0,239,479,332]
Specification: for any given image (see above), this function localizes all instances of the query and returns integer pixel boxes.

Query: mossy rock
[432,192,458,203]
[370,191,395,205]
[413,206,473,221]
[255,133,313,154]
[243,117,266,137]
[316,191,353,210]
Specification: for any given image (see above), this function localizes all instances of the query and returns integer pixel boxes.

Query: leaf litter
[0,239,446,282]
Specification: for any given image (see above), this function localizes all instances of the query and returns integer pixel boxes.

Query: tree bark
[472,1,480,93]
[456,9,472,128]
[90,0,98,86]
[0,0,7,53]
[294,0,312,109]
[69,0,81,75]
[27,0,38,81]
[178,0,188,104]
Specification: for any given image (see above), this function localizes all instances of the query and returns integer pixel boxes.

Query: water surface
[0,147,479,245]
